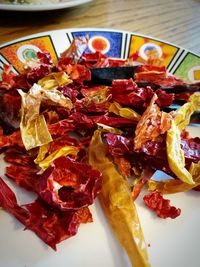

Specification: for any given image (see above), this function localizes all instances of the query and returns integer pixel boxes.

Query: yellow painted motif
[128,35,178,67]
[0,36,57,73]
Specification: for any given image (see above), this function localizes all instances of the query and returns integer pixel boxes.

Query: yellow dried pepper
[38,146,79,170]
[148,161,200,194]
[166,92,200,184]
[89,129,150,267]
[38,71,72,90]
[18,88,53,151]
[34,143,51,164]
[18,83,72,150]
[109,101,141,121]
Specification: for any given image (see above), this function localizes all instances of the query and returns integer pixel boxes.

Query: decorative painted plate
[0,0,92,11]
[0,28,200,267]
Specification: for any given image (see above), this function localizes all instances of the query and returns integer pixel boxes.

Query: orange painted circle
[88,36,110,54]
[91,37,108,52]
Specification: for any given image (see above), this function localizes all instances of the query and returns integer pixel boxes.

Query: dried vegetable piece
[60,36,88,63]
[134,94,172,151]
[0,177,92,251]
[4,149,35,166]
[143,191,181,219]
[89,130,150,267]
[38,71,72,90]
[26,65,51,84]
[48,134,80,153]
[0,64,16,90]
[38,156,102,211]
[105,133,133,156]
[37,51,53,65]
[34,143,51,164]
[80,51,107,68]
[18,83,72,150]
[48,119,75,136]
[38,145,79,170]
[75,85,111,112]
[148,161,200,194]
[65,64,91,83]
[6,164,39,192]
[0,92,21,131]
[155,88,174,107]
[135,65,184,86]
[91,114,137,127]
[166,92,200,184]
[18,86,51,150]
[33,136,78,164]
[109,101,141,120]
[0,128,23,147]
[57,85,79,103]
[132,167,155,201]
[111,79,154,109]
[113,157,131,178]
[3,146,40,192]
[181,136,200,163]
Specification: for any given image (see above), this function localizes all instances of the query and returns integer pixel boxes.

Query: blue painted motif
[71,31,122,58]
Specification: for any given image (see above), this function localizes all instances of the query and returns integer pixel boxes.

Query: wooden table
[0,0,200,55]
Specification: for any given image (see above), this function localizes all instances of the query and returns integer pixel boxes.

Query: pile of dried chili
[0,37,199,266]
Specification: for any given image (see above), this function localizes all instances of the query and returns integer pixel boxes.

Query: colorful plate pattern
[0,28,200,267]
[1,28,200,82]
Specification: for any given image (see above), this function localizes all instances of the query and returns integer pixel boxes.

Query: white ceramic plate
[0,0,92,11]
[0,28,200,267]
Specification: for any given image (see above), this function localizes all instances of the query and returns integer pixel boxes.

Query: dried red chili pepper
[48,119,75,136]
[37,51,53,65]
[38,156,102,210]
[0,128,23,148]
[48,134,80,154]
[111,79,154,110]
[155,88,174,107]
[6,164,39,192]
[0,177,92,250]
[143,191,181,219]
[65,64,91,83]
[0,64,16,90]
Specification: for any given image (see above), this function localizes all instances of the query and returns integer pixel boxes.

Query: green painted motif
[174,53,200,82]
[22,48,37,61]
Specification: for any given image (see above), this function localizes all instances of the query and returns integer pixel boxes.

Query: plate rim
[0,27,200,58]
[0,0,92,11]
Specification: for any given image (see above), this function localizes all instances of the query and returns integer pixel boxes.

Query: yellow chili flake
[109,101,141,120]
[19,88,53,151]
[38,146,79,170]
[38,71,72,90]
[34,143,51,164]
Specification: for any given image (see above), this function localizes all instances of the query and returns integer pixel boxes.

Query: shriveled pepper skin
[89,130,150,267]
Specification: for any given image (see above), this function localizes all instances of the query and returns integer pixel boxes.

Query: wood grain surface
[0,0,200,54]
